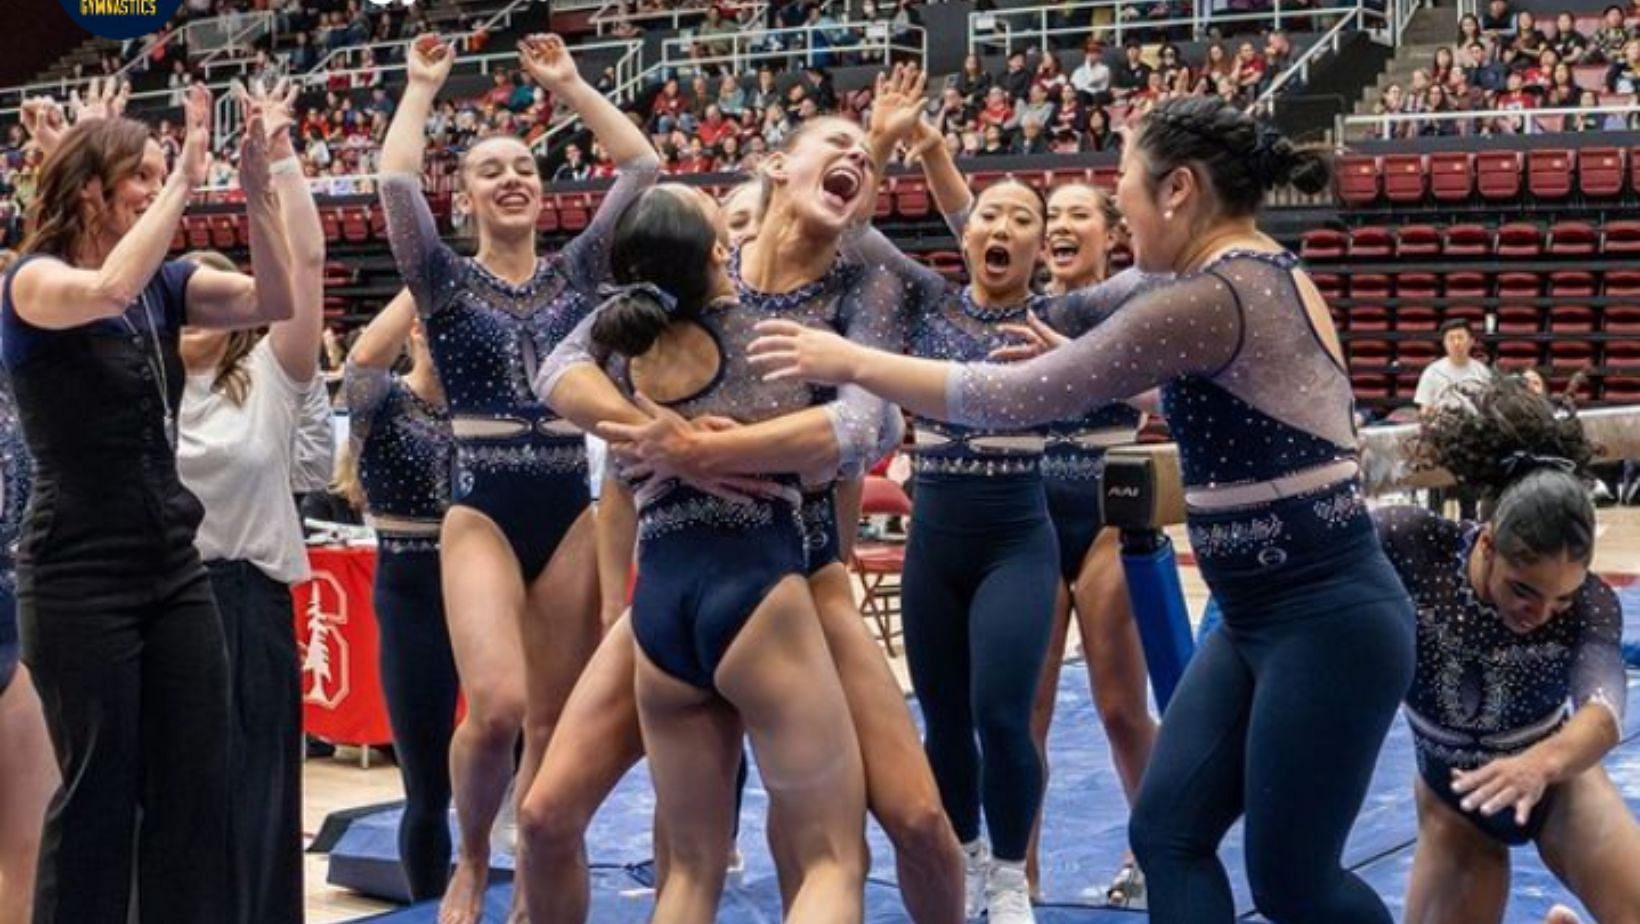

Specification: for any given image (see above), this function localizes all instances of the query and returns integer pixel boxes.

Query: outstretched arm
[378,35,463,316]
[253,79,325,381]
[750,270,1243,427]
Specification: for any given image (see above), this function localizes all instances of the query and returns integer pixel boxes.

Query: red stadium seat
[1427,152,1474,203]
[1349,226,1393,258]
[1603,220,1640,255]
[557,193,591,231]
[1445,304,1486,328]
[1348,306,1389,331]
[209,214,237,250]
[1350,373,1391,401]
[341,207,370,244]
[1527,148,1575,201]
[1495,305,1542,333]
[926,250,965,280]
[1397,225,1441,257]
[1604,305,1640,333]
[1495,340,1542,367]
[1395,273,1440,299]
[1349,274,1391,299]
[1579,147,1625,198]
[895,176,930,217]
[1090,166,1119,191]
[1603,376,1640,403]
[185,214,212,250]
[1300,229,1346,260]
[1445,272,1489,298]
[320,208,341,244]
[1397,339,1439,367]
[1397,305,1440,331]
[1496,272,1542,298]
[536,204,560,233]
[1548,221,1597,256]
[1310,272,1343,299]
[1347,338,1391,367]
[1381,154,1426,204]
[170,225,186,253]
[1605,270,1640,296]
[1549,270,1597,297]
[1334,155,1380,208]
[1548,305,1596,333]
[1495,223,1542,258]
[1476,151,1523,202]
[1443,224,1491,256]
[369,206,387,240]
[1604,340,1640,369]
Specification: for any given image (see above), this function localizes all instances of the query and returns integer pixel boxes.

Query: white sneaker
[962,840,990,919]
[985,861,1036,924]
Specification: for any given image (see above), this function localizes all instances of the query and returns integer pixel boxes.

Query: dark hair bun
[1258,135,1331,195]
[590,286,673,358]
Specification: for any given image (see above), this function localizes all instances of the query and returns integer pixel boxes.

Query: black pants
[22,562,230,924]
[208,560,304,924]
[373,545,457,901]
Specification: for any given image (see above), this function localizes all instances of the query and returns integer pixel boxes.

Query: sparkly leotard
[941,247,1416,922]
[379,160,658,580]
[1376,505,1627,844]
[0,375,28,695]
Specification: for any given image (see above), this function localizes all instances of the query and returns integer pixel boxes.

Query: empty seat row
[1336,148,1638,208]
[1300,221,1640,262]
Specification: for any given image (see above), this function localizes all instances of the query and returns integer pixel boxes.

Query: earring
[1163,209,1174,220]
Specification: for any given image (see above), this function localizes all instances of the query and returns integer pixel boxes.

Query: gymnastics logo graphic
[59,0,184,40]
[298,571,352,711]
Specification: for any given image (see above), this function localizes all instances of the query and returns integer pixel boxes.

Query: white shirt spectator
[1413,356,1494,409]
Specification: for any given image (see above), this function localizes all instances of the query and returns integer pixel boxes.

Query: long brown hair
[21,117,152,260]
[181,249,263,406]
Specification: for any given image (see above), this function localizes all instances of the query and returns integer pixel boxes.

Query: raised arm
[518,35,660,292]
[751,269,1243,427]
[185,104,299,331]
[10,85,210,330]
[378,35,463,314]
[349,289,418,370]
[254,79,324,381]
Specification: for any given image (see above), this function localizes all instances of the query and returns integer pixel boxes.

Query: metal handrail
[1250,4,1366,116]
[968,0,1371,54]
[660,20,923,77]
[1339,101,1640,141]
[591,0,768,36]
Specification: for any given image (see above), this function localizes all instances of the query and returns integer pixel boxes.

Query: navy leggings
[902,471,1057,862]
[1129,530,1414,924]
[373,543,459,901]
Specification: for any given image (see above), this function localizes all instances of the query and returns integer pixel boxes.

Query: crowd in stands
[1373,0,1640,136]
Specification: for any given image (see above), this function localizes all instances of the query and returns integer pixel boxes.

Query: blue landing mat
[341,586,1640,922]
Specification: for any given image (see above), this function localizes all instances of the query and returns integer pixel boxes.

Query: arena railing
[967,0,1417,55]
[1250,4,1376,118]
[1339,101,1640,142]
[589,1,770,37]
[655,19,924,80]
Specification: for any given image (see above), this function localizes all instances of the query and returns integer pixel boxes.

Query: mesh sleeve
[1569,579,1628,730]
[1043,267,1167,338]
[830,236,927,475]
[342,361,393,459]
[947,270,1242,429]
[379,172,465,318]
[559,157,662,294]
[534,308,602,404]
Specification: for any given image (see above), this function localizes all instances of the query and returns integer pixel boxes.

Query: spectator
[1481,0,1515,37]
[1420,83,1460,136]
[1471,40,1510,92]
[1033,53,1068,98]
[288,30,318,73]
[697,5,737,59]
[1458,12,1485,47]
[1203,41,1236,85]
[1011,116,1049,155]
[761,102,791,147]
[697,104,735,148]
[1235,40,1268,94]
[679,136,714,173]
[1413,318,1493,520]
[980,123,1008,156]
[718,133,744,171]
[1513,10,1548,62]
[955,53,993,105]
[650,77,687,134]
[934,84,976,136]
[1159,42,1193,93]
[749,67,780,110]
[716,73,747,117]
[1050,83,1088,149]
[368,85,396,119]
[801,66,838,111]
[1084,106,1120,152]
[1552,12,1589,63]
[1011,82,1056,131]
[1113,39,1152,100]
[959,129,982,158]
[1494,69,1538,132]
[1375,83,1411,138]
[977,85,1014,134]
[169,59,192,106]
[999,51,1032,100]
[1591,5,1631,63]
[1431,45,1459,86]
[1608,38,1640,92]
[1071,41,1113,105]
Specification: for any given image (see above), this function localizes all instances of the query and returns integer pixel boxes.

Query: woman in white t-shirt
[173,82,325,924]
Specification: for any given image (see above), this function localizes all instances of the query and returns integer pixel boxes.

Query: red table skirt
[292,545,393,746]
